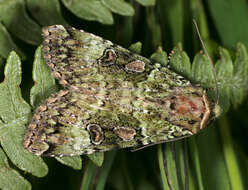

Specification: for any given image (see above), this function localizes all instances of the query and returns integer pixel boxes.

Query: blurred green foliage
[0,0,248,190]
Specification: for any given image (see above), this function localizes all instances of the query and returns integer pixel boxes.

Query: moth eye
[87,124,104,145]
[125,60,145,73]
[113,126,136,141]
[97,48,117,66]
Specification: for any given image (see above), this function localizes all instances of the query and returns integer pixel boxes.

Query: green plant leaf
[218,116,244,190]
[87,152,104,167]
[169,43,191,79]
[26,0,68,26]
[80,160,98,190]
[215,47,233,111]
[30,45,58,108]
[95,151,116,190]
[55,156,82,170]
[0,51,48,177]
[102,0,134,16]
[170,43,248,112]
[166,0,183,44]
[150,46,168,66]
[193,126,232,190]
[191,53,215,88]
[158,142,187,190]
[0,0,42,45]
[135,0,155,6]
[146,7,162,48]
[128,42,142,54]
[212,45,248,111]
[207,0,248,48]
[0,147,31,190]
[30,46,82,169]
[188,137,204,190]
[164,43,248,189]
[0,23,25,59]
[61,0,113,25]
[231,43,248,106]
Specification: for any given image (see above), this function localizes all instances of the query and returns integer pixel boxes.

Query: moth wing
[24,90,139,156]
[24,88,195,156]
[42,25,152,91]
[24,90,91,156]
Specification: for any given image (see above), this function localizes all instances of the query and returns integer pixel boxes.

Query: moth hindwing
[24,25,221,156]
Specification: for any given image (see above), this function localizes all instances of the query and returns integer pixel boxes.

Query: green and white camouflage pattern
[24,25,221,156]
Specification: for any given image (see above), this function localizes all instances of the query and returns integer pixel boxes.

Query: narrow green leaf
[102,0,134,16]
[166,0,183,44]
[116,14,134,46]
[159,143,180,190]
[195,126,231,190]
[30,45,58,108]
[80,160,98,190]
[95,151,116,190]
[190,0,210,40]
[0,23,25,59]
[150,46,168,66]
[0,51,48,177]
[55,156,82,170]
[129,42,142,54]
[207,0,248,48]
[146,7,162,48]
[188,137,204,190]
[62,0,113,25]
[0,148,31,190]
[135,0,155,6]
[0,0,42,45]
[87,152,104,167]
[169,44,191,79]
[158,145,169,190]
[174,141,188,189]
[218,116,244,190]
[26,0,68,26]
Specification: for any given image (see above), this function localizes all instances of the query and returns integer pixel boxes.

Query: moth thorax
[165,93,211,134]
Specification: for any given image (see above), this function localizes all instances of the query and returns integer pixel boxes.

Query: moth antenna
[193,19,219,105]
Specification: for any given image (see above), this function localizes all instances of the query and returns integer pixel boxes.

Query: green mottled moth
[24,25,221,157]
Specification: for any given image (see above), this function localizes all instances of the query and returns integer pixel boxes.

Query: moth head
[165,90,220,134]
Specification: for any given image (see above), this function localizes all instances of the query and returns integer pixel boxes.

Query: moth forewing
[24,25,220,156]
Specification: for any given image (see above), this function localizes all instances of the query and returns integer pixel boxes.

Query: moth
[24,25,221,156]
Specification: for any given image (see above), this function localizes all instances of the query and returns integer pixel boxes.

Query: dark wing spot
[98,48,117,66]
[113,127,136,141]
[125,60,145,73]
[87,124,104,145]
